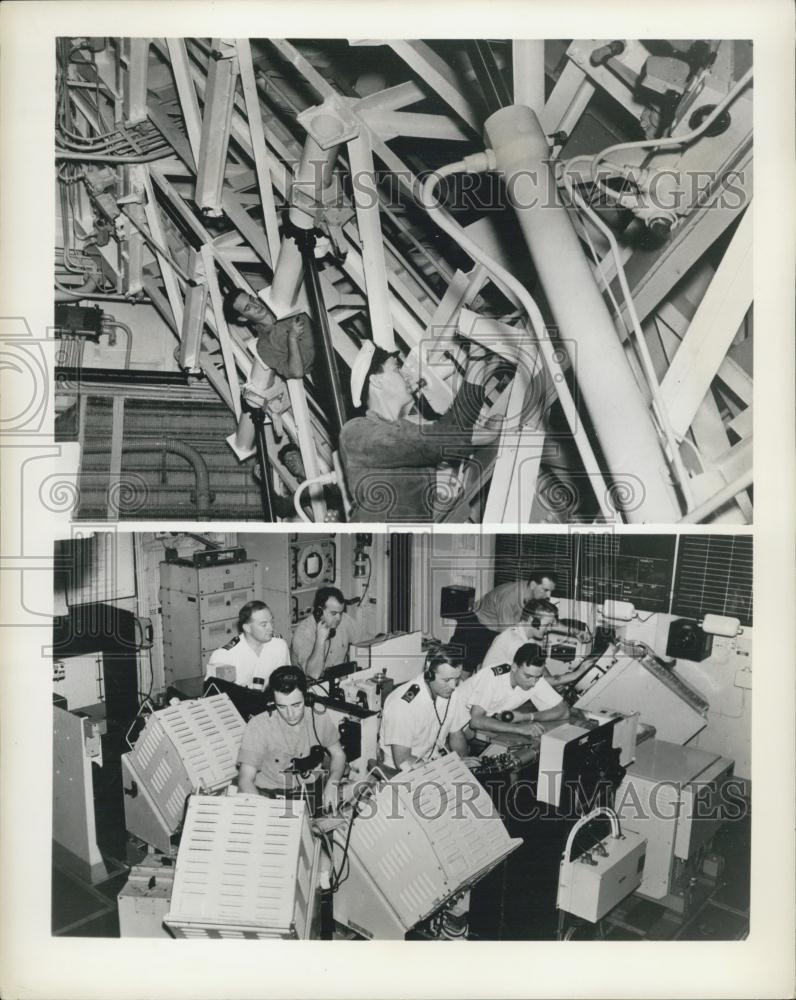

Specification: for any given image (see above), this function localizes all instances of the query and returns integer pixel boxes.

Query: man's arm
[321,740,347,813]
[511,700,570,723]
[545,657,592,690]
[206,649,237,682]
[390,744,419,769]
[468,704,547,740]
[238,763,258,794]
[448,727,470,758]
[291,619,331,678]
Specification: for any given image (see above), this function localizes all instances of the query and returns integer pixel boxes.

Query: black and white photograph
[53,36,753,525]
[51,530,752,942]
[0,2,793,999]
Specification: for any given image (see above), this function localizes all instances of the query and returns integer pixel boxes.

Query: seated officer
[459,641,569,743]
[290,586,361,680]
[205,600,291,691]
[379,648,470,769]
[237,665,347,814]
[480,598,558,671]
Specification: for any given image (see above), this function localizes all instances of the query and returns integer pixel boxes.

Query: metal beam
[121,38,150,124]
[166,39,203,163]
[352,81,425,114]
[138,168,184,331]
[387,40,481,131]
[195,41,238,217]
[660,210,752,438]
[347,131,397,350]
[200,243,242,420]
[512,40,546,112]
[236,38,282,267]
[360,111,471,142]
[179,250,207,372]
[540,59,594,134]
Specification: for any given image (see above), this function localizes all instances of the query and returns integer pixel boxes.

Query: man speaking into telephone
[290,586,361,679]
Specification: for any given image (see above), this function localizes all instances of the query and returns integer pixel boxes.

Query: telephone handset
[313,605,336,639]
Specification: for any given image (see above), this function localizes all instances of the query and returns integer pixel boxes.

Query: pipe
[55,367,193,387]
[679,468,753,524]
[299,235,347,440]
[294,471,338,522]
[248,408,277,522]
[55,275,98,301]
[270,136,340,312]
[55,147,172,164]
[101,320,134,369]
[419,162,616,523]
[483,106,681,522]
[114,438,212,517]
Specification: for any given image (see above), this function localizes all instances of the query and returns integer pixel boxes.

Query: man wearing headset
[340,343,503,522]
[237,665,347,814]
[480,598,559,672]
[459,641,569,743]
[450,569,558,675]
[378,648,470,769]
[290,586,361,680]
[206,600,291,691]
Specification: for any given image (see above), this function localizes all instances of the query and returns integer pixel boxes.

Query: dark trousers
[449,613,498,673]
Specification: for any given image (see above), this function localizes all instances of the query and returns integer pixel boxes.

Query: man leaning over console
[459,641,569,743]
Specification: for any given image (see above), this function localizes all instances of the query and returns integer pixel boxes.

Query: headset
[312,586,345,639]
[264,665,314,713]
[313,604,337,639]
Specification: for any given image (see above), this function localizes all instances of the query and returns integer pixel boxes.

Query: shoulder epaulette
[222,635,241,650]
[491,663,510,675]
[401,683,420,703]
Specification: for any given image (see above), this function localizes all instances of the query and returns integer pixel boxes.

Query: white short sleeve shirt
[481,626,532,671]
[379,672,470,768]
[458,664,562,717]
[206,634,291,690]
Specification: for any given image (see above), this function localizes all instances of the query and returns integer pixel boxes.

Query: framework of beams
[54,37,753,524]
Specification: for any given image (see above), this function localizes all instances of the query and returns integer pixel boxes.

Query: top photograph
[53,38,752,525]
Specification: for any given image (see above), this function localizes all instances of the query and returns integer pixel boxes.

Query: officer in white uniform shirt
[205,600,291,691]
[481,599,558,672]
[379,648,470,769]
[459,641,569,742]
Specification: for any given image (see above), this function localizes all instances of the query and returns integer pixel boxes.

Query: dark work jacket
[339,382,487,522]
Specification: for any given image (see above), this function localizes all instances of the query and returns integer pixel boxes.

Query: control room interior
[52,529,752,942]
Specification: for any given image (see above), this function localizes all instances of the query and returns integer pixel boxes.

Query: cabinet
[160,559,257,684]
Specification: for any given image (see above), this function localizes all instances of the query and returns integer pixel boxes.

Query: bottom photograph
[51,530,752,942]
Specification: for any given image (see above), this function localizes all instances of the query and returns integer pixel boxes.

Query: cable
[558,170,696,510]
[418,161,617,523]
[591,68,753,179]
[101,320,134,369]
[357,553,373,607]
[56,147,172,164]
[293,471,338,522]
[331,783,370,892]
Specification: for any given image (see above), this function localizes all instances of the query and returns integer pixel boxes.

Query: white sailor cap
[350,340,377,408]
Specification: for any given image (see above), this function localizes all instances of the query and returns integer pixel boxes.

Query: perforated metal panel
[154,694,245,791]
[334,755,521,937]
[123,694,245,850]
[165,794,319,939]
